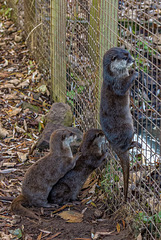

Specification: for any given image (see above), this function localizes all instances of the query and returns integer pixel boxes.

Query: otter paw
[131,141,142,149]
[133,71,139,79]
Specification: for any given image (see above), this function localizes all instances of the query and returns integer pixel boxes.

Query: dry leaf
[0,232,14,239]
[0,83,15,89]
[116,223,121,233]
[3,92,18,100]
[7,107,21,117]
[13,72,24,78]
[122,219,126,228]
[137,233,142,240]
[46,232,61,239]
[24,119,27,131]
[52,204,73,214]
[82,176,92,189]
[39,229,51,234]
[0,168,17,174]
[3,58,8,67]
[17,152,28,162]
[88,183,96,194]
[0,125,9,138]
[17,79,30,89]
[90,202,97,208]
[0,72,9,78]
[37,232,42,240]
[93,231,115,239]
[9,79,21,85]
[2,162,16,167]
[57,210,83,223]
[15,125,26,133]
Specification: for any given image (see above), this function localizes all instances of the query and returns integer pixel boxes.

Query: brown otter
[11,129,78,219]
[100,47,141,201]
[48,129,108,205]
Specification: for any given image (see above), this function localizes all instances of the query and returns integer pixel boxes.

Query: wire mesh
[8,0,51,84]
[7,0,161,239]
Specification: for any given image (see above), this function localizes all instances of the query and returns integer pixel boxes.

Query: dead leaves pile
[0,7,52,239]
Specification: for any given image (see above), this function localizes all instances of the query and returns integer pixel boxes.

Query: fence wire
[7,0,161,239]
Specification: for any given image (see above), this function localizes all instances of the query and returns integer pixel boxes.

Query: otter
[100,47,141,201]
[48,129,108,205]
[11,129,78,219]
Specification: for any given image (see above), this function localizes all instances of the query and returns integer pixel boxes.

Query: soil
[1,199,134,240]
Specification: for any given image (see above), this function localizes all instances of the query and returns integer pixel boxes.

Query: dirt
[1,199,134,240]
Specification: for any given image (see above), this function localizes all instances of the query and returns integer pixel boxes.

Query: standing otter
[48,129,108,205]
[100,47,141,201]
[11,129,78,219]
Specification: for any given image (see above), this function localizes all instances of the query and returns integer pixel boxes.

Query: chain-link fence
[7,0,161,239]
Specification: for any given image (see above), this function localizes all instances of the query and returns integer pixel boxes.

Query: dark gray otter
[11,129,78,219]
[48,129,108,205]
[100,47,141,201]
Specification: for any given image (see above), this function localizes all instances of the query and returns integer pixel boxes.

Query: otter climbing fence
[7,0,161,239]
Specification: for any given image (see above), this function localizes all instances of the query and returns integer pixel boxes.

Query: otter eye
[123,53,129,60]
[123,56,128,60]
[112,55,117,61]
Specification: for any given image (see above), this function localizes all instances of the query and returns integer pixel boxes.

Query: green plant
[138,211,161,224]
[100,159,120,194]
[0,4,12,18]
[135,211,161,239]
[133,39,157,73]
[67,85,84,108]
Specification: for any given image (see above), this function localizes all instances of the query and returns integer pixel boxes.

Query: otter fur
[48,129,108,205]
[100,47,141,200]
[11,129,78,219]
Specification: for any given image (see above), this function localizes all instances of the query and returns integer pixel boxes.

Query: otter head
[62,130,77,148]
[103,47,134,76]
[79,129,106,155]
[49,129,77,152]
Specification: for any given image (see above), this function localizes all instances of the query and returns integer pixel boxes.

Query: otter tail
[11,195,39,220]
[115,151,129,201]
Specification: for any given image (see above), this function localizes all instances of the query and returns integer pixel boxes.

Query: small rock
[14,35,22,43]
[94,209,104,219]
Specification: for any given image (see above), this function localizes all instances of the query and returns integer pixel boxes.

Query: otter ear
[62,134,66,140]
[95,133,99,138]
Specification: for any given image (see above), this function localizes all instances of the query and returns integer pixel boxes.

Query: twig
[26,23,42,42]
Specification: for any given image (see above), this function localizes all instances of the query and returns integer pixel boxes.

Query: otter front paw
[130,70,138,79]
[130,141,142,149]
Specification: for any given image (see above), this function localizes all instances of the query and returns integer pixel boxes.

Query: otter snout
[127,57,135,68]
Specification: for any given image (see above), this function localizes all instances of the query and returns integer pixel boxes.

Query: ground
[0,7,134,240]
[1,198,134,240]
